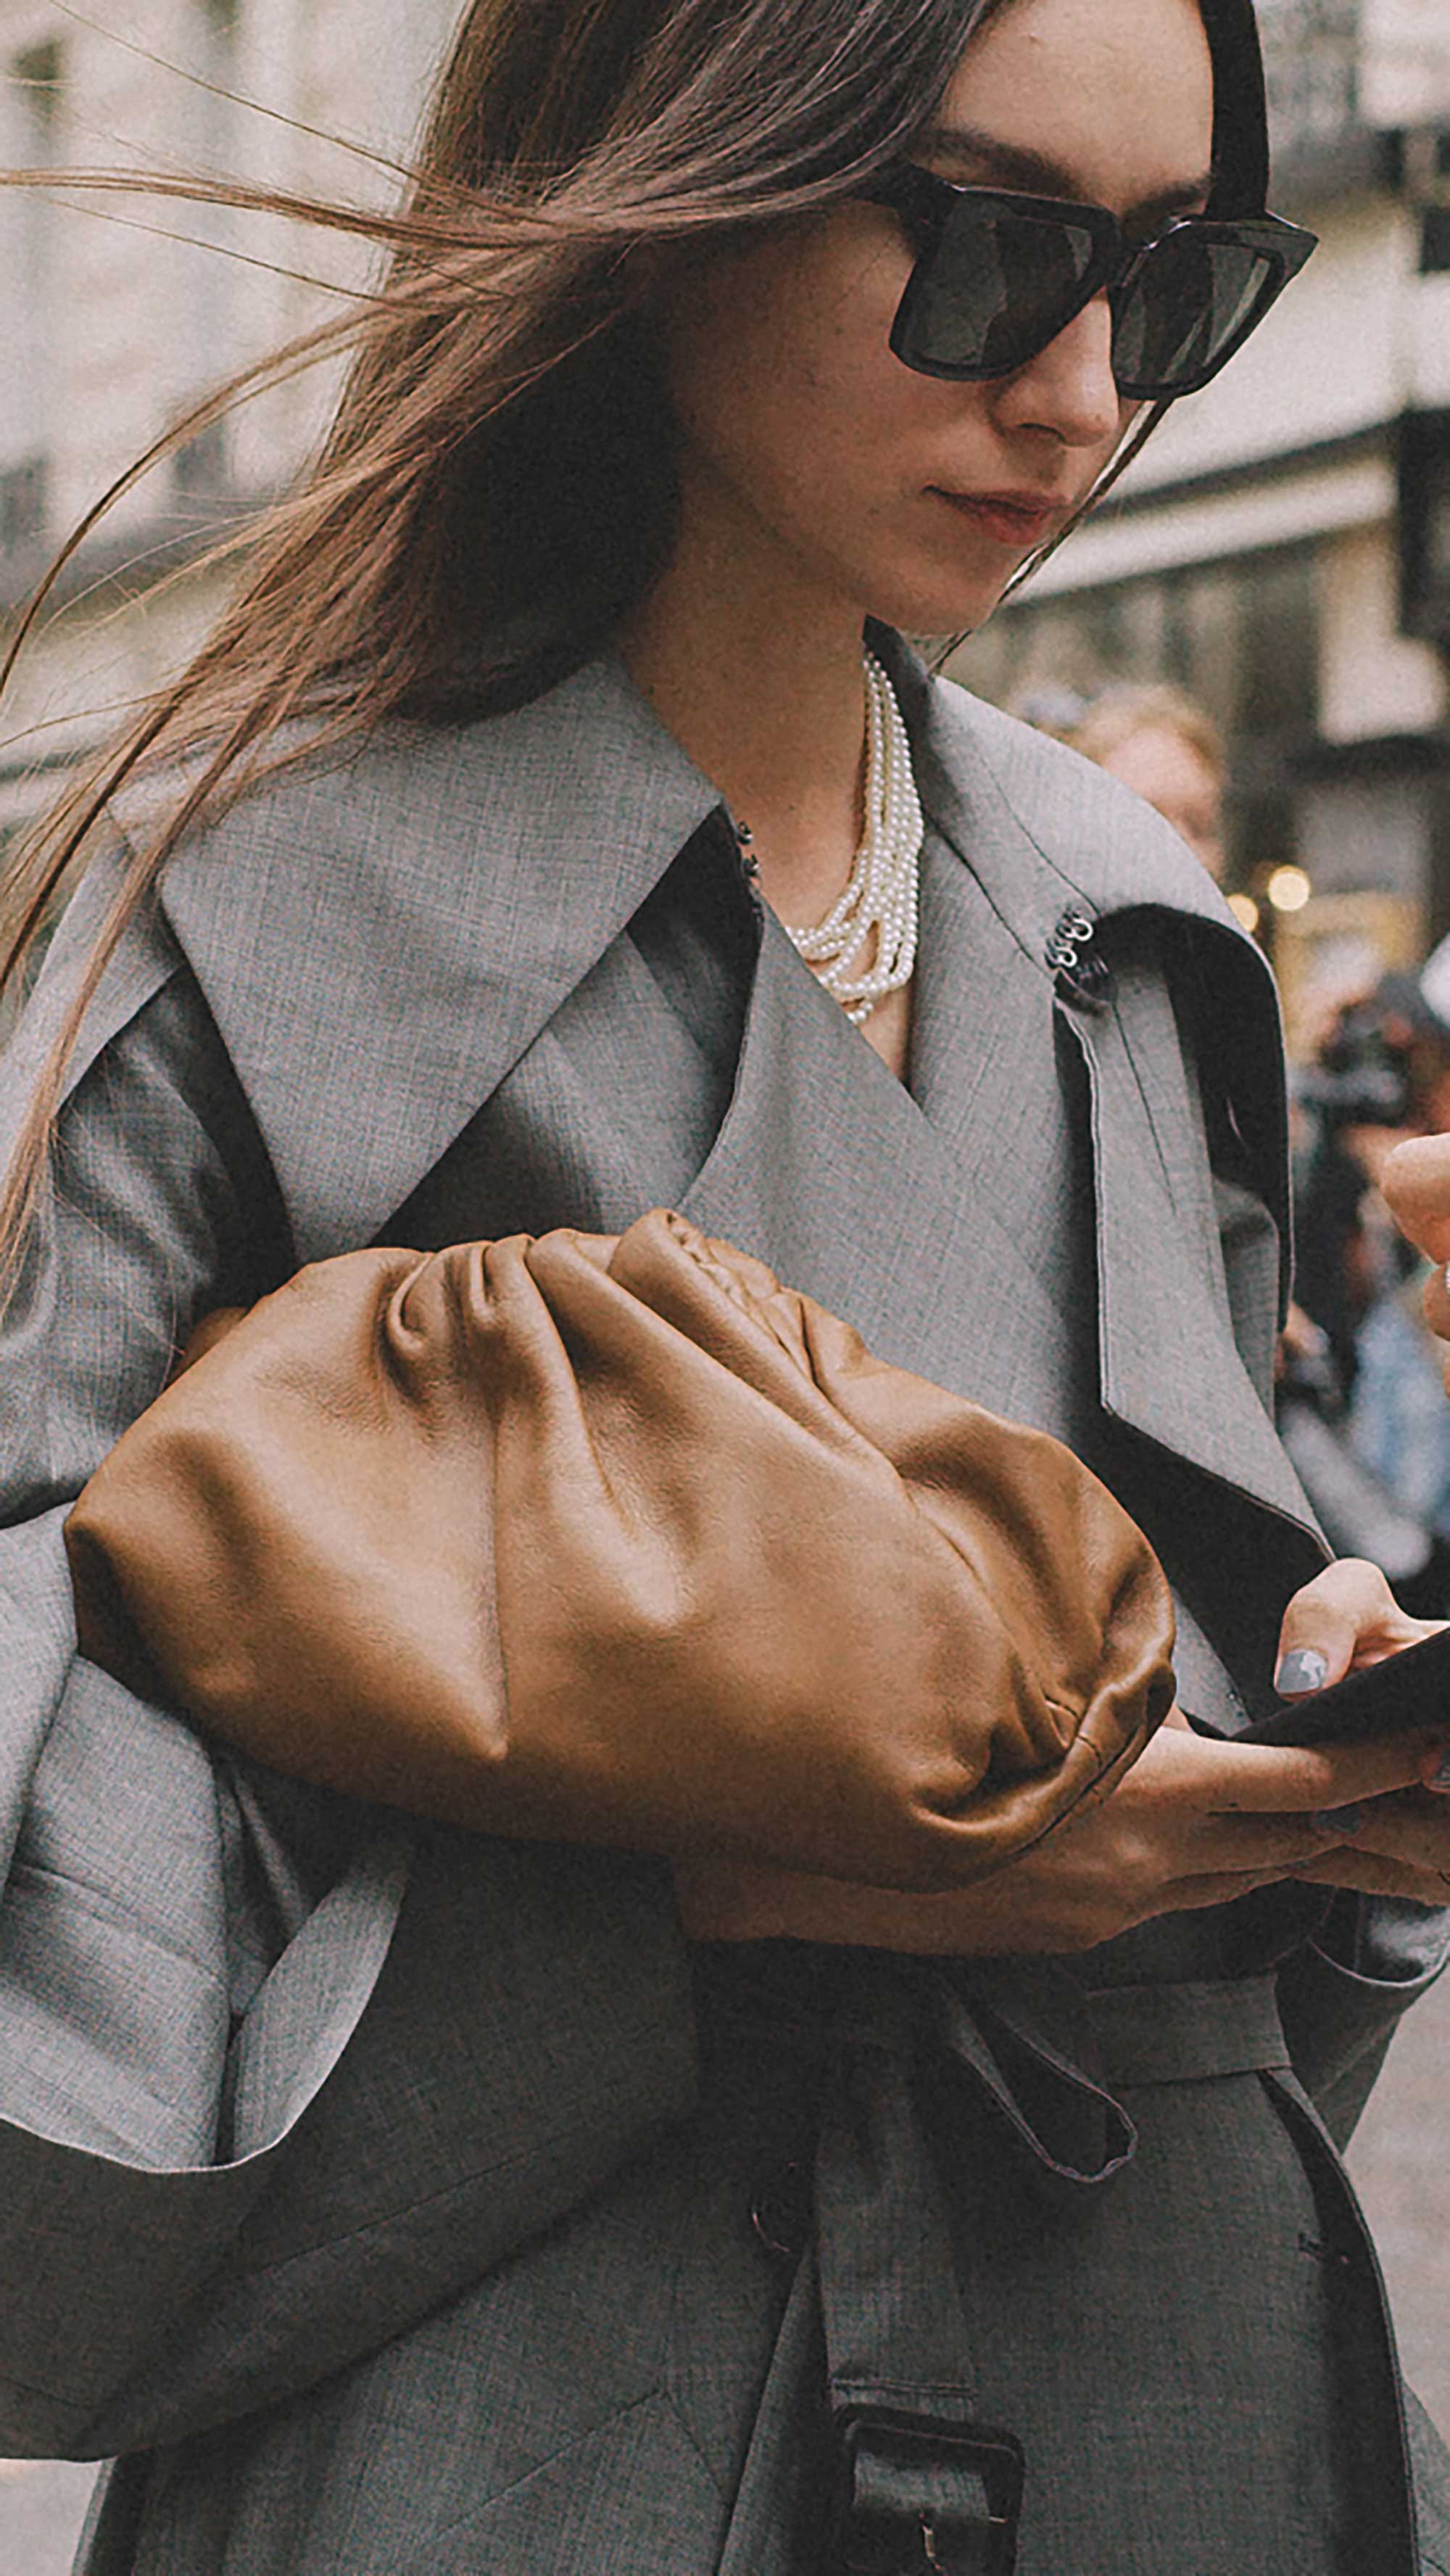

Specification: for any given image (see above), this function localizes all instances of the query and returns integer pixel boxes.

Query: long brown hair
[0,0,1268,1285]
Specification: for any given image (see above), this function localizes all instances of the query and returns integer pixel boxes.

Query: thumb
[1275,1559,1404,1696]
[1382,1136,1450,1266]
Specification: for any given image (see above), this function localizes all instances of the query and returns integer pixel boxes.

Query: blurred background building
[953,0,1450,1049]
[1,0,1447,1024]
[0,0,457,853]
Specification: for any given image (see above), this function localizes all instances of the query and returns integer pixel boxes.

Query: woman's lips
[930,487,1066,548]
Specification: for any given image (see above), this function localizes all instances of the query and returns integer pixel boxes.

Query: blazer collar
[156,630,1288,1305]
[157,652,722,1263]
[917,661,1312,1542]
[887,635,1236,940]
[889,641,1294,1305]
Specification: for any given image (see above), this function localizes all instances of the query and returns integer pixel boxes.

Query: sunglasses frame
[862,165,1318,400]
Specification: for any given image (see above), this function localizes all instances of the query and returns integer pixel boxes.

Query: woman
[4,1,1450,2569]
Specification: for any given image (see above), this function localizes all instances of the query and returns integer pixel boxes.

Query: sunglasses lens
[1112,234,1275,395]
[900,201,1102,377]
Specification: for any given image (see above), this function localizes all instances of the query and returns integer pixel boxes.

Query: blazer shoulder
[123,714,506,946]
[903,664,1292,1267]
[125,654,717,1006]
[107,659,721,1263]
[0,837,191,1135]
[927,675,1243,936]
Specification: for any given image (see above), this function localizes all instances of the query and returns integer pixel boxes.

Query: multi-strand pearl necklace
[737,652,924,1029]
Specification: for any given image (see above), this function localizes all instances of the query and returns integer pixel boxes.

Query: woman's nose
[992,289,1126,451]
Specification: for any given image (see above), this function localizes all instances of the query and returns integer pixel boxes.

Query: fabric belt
[1084,1973,1292,2089]
[814,1964,1326,2576]
[716,1959,1420,2576]
[816,1956,1148,2574]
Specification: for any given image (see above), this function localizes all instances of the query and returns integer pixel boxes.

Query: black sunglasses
[863,165,1317,400]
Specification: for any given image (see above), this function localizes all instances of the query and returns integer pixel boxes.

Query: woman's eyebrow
[914,120,1217,221]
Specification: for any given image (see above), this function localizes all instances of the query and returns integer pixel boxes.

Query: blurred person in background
[1059,680,1229,880]
[1280,986,1450,1614]
[1342,949,1450,1559]
[1290,992,1411,1401]
[1372,963,1450,1574]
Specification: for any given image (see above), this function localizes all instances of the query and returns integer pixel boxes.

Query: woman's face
[655,0,1217,637]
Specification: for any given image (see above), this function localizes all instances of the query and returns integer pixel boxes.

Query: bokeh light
[1266,867,1312,915]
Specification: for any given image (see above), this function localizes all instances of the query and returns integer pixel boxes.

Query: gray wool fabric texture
[1,640,1449,2573]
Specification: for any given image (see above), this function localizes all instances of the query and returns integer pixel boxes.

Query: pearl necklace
[740,653,923,1029]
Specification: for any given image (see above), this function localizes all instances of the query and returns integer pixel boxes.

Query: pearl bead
[781,653,922,1028]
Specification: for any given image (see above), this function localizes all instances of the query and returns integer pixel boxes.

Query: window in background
[1111,576,1172,684]
[1234,545,1320,743]
[1432,772,1450,949]
[1422,206,1450,276]
[1257,0,1360,153]
[0,41,65,560]
[171,0,241,503]
[1227,783,1301,894]
[1401,410,1450,645]
[1074,584,1130,678]
[1174,566,1239,739]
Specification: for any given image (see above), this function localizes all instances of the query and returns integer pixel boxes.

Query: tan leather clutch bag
[66,1208,1174,1890]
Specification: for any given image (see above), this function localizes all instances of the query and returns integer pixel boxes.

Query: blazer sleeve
[0,878,698,2461]
[1277,1895,1450,2149]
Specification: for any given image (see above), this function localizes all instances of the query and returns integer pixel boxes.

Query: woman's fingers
[1274,1556,1435,1695]
[1158,1863,1335,1915]
[1383,1135,1450,1266]
[1202,1812,1347,1871]
[1275,1558,1385,1692]
[1289,1849,1450,1904]
[1195,1728,1443,1815]
[1275,1783,1450,1903]
[1332,1787,1450,1867]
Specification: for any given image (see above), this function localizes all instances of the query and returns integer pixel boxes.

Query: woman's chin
[862,565,1025,643]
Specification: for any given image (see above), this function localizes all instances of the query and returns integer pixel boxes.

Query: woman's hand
[1287,1791,1450,1904]
[677,1559,1449,1954]
[1272,1553,1444,1693]
[1383,1136,1450,1387]
[675,1715,1442,1954]
[1268,1553,1450,1904]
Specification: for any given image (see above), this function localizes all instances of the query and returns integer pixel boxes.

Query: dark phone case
[1236,1623,1450,1748]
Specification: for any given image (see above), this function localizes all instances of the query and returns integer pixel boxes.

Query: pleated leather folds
[66,1208,1175,1889]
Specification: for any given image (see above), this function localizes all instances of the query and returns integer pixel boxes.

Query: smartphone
[1236,1623,1450,1749]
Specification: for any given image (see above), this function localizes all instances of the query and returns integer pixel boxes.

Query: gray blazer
[1,642,1447,2575]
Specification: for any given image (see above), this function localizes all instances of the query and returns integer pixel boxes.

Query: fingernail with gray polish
[1430,1754,1450,1794]
[1276,1648,1330,1698]
[1311,1805,1364,1836]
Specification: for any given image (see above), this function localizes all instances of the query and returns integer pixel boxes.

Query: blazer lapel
[155,656,719,1264]
[890,648,1320,1548]
[895,642,1296,1281]
[1063,967,1317,1530]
